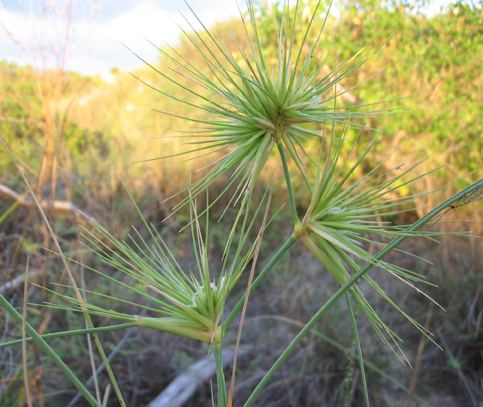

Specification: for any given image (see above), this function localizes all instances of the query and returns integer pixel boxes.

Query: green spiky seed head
[139,1,384,215]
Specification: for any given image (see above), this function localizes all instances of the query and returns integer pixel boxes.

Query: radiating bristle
[40,189,272,345]
[297,129,457,359]
[134,0,392,218]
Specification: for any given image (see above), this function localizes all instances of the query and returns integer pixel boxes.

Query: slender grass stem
[215,346,227,407]
[224,234,297,330]
[347,294,370,407]
[101,385,111,407]
[243,180,482,407]
[22,257,33,407]
[276,139,299,224]
[0,294,99,407]
[0,323,136,349]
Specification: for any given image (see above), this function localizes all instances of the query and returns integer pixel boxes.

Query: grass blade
[347,294,370,407]
[0,294,99,407]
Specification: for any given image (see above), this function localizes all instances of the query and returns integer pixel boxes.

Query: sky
[0,0,244,76]
[0,0,458,77]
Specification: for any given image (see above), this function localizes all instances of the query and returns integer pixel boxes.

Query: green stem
[215,346,227,407]
[243,180,482,407]
[101,385,111,407]
[276,139,299,224]
[0,295,99,407]
[347,294,370,407]
[136,317,221,344]
[224,234,297,330]
[0,323,136,349]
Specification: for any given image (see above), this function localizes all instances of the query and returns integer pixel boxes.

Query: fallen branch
[0,270,41,295]
[0,183,93,225]
[148,346,251,407]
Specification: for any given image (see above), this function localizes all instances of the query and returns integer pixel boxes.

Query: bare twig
[0,270,42,295]
[0,183,93,225]
[405,304,433,407]
[81,265,102,405]
[22,257,33,407]
[228,194,272,406]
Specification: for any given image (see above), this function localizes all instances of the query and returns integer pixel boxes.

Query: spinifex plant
[294,128,448,361]
[40,192,270,347]
[1,1,480,407]
[137,0,383,217]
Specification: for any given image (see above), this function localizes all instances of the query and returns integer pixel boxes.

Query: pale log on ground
[0,183,93,225]
[0,270,41,295]
[148,346,251,407]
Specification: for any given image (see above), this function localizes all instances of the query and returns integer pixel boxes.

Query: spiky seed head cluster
[191,277,224,313]
[292,129,458,361]
[139,0,382,214]
[43,194,268,346]
[132,0,444,358]
[42,0,456,363]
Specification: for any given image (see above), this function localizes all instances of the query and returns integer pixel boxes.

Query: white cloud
[2,0,454,75]
[0,0,243,75]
